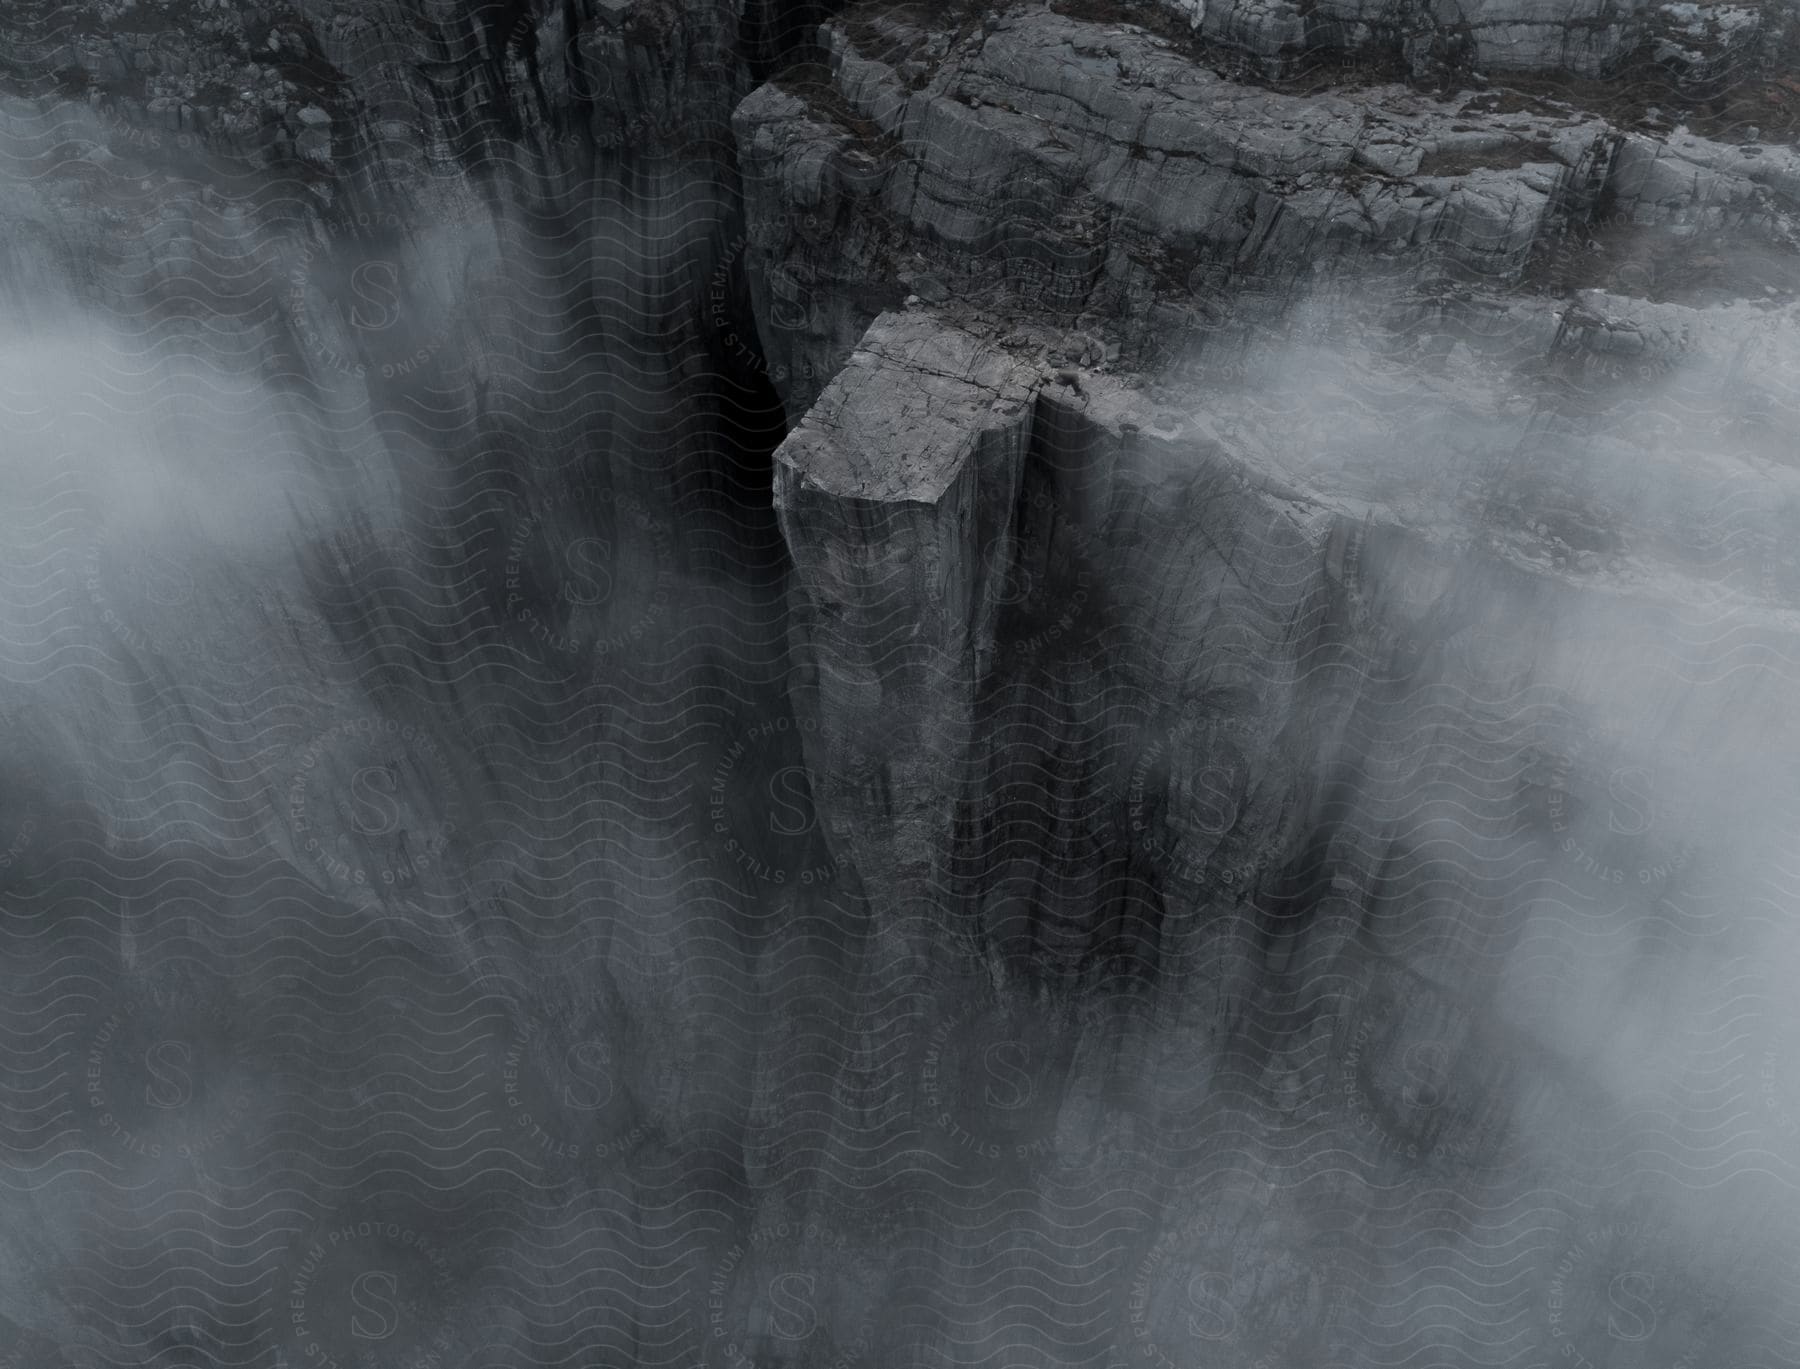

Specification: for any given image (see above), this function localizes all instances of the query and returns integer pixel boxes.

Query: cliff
[0,0,1797,1367]
[755,0,1800,1362]
[737,0,1798,412]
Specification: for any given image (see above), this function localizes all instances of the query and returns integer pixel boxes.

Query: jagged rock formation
[1173,0,1788,81]
[753,1,1800,1356]
[772,289,1800,937]
[737,0,1799,415]
[747,0,1800,941]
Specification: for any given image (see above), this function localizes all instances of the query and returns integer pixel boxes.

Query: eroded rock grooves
[0,0,1798,1366]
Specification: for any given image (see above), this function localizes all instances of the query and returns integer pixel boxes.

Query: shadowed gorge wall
[1,1,1799,1368]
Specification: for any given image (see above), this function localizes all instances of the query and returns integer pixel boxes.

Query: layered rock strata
[737,2,1799,415]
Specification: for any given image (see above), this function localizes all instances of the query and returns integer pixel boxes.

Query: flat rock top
[781,296,1800,619]
[829,9,1610,175]
[773,311,1044,503]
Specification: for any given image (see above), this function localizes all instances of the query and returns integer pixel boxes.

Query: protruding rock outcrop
[752,0,1800,1207]
[775,312,1041,935]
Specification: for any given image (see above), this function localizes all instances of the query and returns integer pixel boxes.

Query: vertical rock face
[745,0,1800,994]
[0,4,814,1366]
[771,286,1800,969]
[774,313,1040,928]
[749,1,1800,1361]
[761,303,1800,1365]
